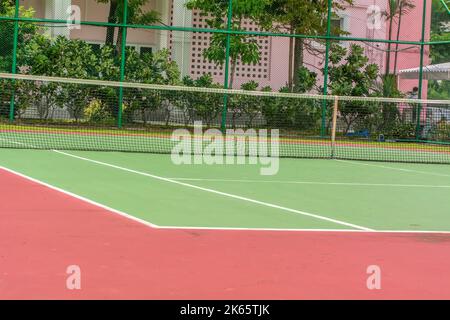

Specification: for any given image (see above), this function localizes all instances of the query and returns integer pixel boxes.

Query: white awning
[399,62,450,80]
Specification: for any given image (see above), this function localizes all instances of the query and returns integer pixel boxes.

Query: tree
[428,0,450,99]
[384,0,416,75]
[123,48,180,125]
[327,44,380,134]
[186,0,271,89]
[372,74,406,136]
[0,2,38,72]
[16,35,99,121]
[260,67,321,131]
[0,1,40,118]
[95,0,160,54]
[393,1,415,74]
[261,0,353,91]
[228,80,261,128]
[171,74,224,126]
[0,0,14,13]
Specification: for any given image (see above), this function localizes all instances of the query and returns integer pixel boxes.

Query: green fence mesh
[0,0,448,163]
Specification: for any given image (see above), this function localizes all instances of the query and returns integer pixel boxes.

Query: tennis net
[1,73,450,164]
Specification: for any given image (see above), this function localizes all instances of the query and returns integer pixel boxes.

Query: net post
[415,0,427,139]
[321,0,333,138]
[117,0,129,129]
[221,0,233,133]
[8,0,20,122]
[331,96,339,159]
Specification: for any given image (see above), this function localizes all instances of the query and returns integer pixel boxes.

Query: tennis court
[2,124,450,299]
[1,0,450,304]
[1,74,450,299]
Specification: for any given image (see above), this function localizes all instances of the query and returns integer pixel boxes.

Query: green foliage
[429,80,450,100]
[370,74,403,137]
[327,44,380,134]
[260,0,353,89]
[261,0,352,34]
[16,35,100,120]
[122,48,180,124]
[260,89,321,132]
[96,45,120,80]
[434,121,450,141]
[389,122,416,139]
[426,117,450,142]
[84,99,113,123]
[0,2,38,72]
[328,44,379,97]
[431,0,450,34]
[429,0,449,100]
[173,74,223,126]
[15,31,181,124]
[17,35,98,78]
[293,67,317,93]
[229,80,261,128]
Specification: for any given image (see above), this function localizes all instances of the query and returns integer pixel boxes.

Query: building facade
[20,0,431,94]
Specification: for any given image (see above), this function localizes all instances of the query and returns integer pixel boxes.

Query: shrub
[434,122,450,141]
[84,99,113,123]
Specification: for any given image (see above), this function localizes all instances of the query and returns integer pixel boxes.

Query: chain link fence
[0,0,449,154]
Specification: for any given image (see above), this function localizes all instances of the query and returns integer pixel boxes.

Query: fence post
[221,0,233,133]
[331,96,339,158]
[117,0,128,129]
[416,0,427,139]
[9,0,20,122]
[321,0,333,137]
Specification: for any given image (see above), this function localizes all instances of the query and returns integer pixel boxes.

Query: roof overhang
[399,62,450,80]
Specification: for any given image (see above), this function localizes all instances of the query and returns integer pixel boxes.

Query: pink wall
[70,0,158,46]
[187,0,431,95]
[21,0,158,47]
[390,0,432,97]
[22,0,45,19]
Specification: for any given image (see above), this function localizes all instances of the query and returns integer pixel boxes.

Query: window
[331,17,344,36]
[88,43,101,54]
[140,47,153,56]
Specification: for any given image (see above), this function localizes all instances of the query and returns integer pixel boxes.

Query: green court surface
[1,148,450,232]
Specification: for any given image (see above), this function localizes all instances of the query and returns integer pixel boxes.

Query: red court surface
[1,168,450,300]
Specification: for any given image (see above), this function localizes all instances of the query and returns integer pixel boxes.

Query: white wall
[45,0,71,37]
[170,0,193,77]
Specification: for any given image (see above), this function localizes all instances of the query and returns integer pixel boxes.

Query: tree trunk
[228,59,237,89]
[385,16,394,75]
[106,0,118,46]
[293,38,304,91]
[393,5,403,74]
[288,25,294,91]
[116,27,123,57]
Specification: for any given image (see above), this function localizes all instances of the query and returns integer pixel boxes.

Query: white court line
[161,225,450,235]
[167,177,450,189]
[2,162,450,234]
[0,137,35,147]
[52,150,373,231]
[336,159,450,178]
